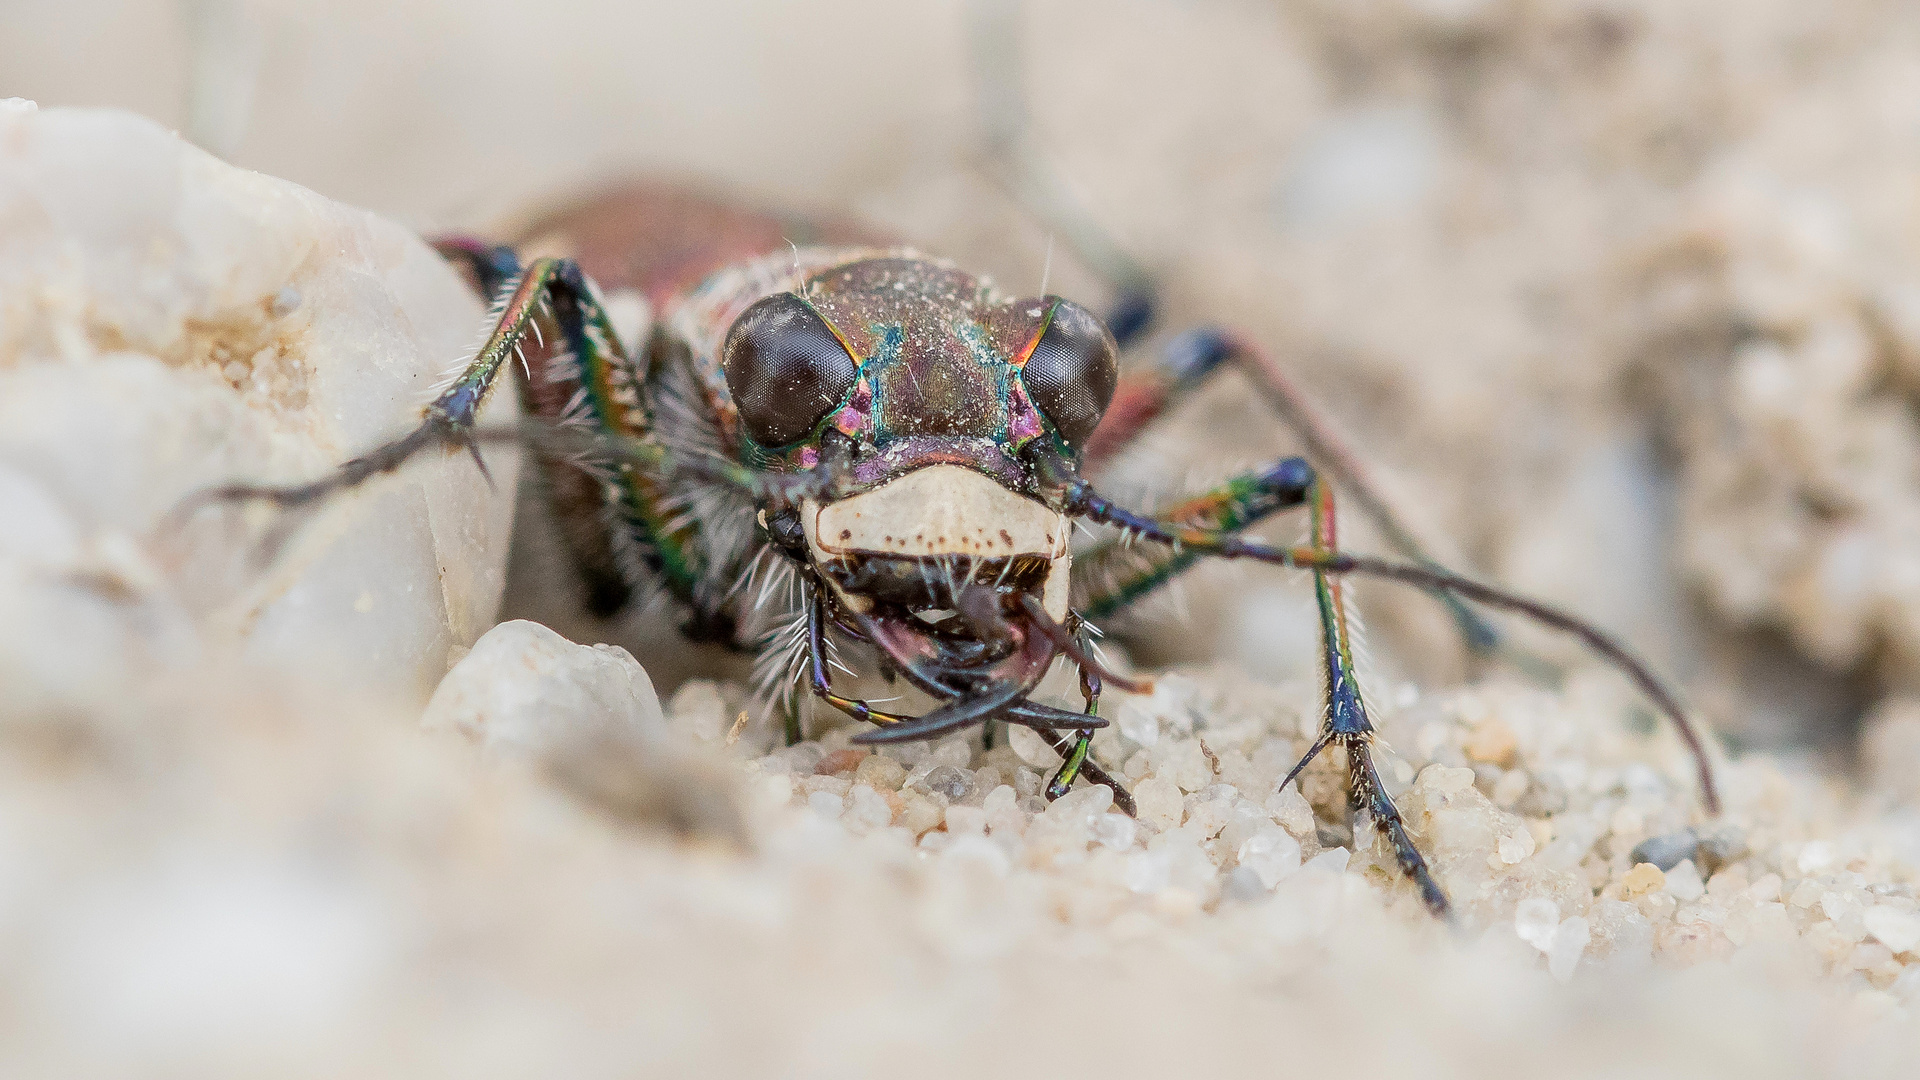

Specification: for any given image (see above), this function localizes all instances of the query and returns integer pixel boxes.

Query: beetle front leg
[1039,447,1723,817]
[1072,456,1314,620]
[174,255,610,523]
[1045,654,1103,802]
[1081,328,1509,663]
[1297,477,1450,916]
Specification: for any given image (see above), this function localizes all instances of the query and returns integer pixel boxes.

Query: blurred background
[10,0,1920,762]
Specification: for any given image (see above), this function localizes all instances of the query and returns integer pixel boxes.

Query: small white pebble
[930,737,971,768]
[1821,889,1865,922]
[1496,826,1536,866]
[1746,873,1783,903]
[1420,765,1476,795]
[1548,916,1591,982]
[1492,769,1529,807]
[1116,703,1160,747]
[1133,776,1183,830]
[1849,942,1895,972]
[1045,784,1114,826]
[1798,841,1836,874]
[945,805,987,837]
[807,790,845,819]
[1610,805,1644,837]
[270,285,302,317]
[983,784,1018,814]
[1089,812,1138,852]
[1665,860,1705,902]
[845,784,893,830]
[1006,724,1054,767]
[1864,905,1920,954]
[1266,786,1315,837]
[1515,897,1561,951]
[1304,847,1349,874]
[1237,827,1302,888]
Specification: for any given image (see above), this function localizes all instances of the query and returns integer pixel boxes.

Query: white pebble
[1045,783,1114,825]
[1665,860,1705,902]
[1305,847,1349,874]
[945,805,987,837]
[1515,897,1561,952]
[808,790,846,819]
[930,737,972,768]
[1864,905,1920,954]
[1492,769,1530,807]
[1548,916,1591,982]
[1133,776,1183,830]
[1266,786,1315,837]
[1116,702,1160,747]
[1006,724,1055,767]
[1237,827,1302,888]
[1496,826,1536,865]
[1420,765,1476,795]
[1797,841,1836,874]
[846,785,893,830]
[1089,812,1138,852]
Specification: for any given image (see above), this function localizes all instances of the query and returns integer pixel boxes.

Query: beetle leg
[1080,331,1513,668]
[429,235,524,301]
[1034,446,1724,816]
[1044,648,1103,802]
[1072,457,1314,620]
[1305,476,1450,916]
[970,4,1505,663]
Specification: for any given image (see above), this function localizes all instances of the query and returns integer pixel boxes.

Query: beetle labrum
[190,189,1721,920]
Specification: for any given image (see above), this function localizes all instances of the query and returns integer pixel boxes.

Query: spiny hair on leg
[749,603,814,718]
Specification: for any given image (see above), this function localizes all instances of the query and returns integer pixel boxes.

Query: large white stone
[423,620,742,840]
[0,104,518,712]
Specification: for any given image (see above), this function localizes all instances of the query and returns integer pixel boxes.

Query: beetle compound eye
[722,293,859,447]
[1019,299,1118,448]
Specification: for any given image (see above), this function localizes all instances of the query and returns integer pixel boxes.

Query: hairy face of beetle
[724,255,1116,670]
[720,257,1119,479]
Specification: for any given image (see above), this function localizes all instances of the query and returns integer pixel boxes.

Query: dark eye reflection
[722,293,858,448]
[1020,299,1118,448]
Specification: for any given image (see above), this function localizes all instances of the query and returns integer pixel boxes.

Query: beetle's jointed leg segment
[1082,329,1506,659]
[1072,456,1315,620]
[1303,477,1450,916]
[1034,445,1721,824]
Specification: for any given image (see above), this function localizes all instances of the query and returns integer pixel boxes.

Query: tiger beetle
[184,179,1723,921]
[185,16,1721,916]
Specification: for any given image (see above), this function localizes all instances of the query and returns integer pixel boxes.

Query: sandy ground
[9,0,1920,1074]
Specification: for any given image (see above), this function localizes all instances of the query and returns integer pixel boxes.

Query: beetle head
[722,256,1117,669]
